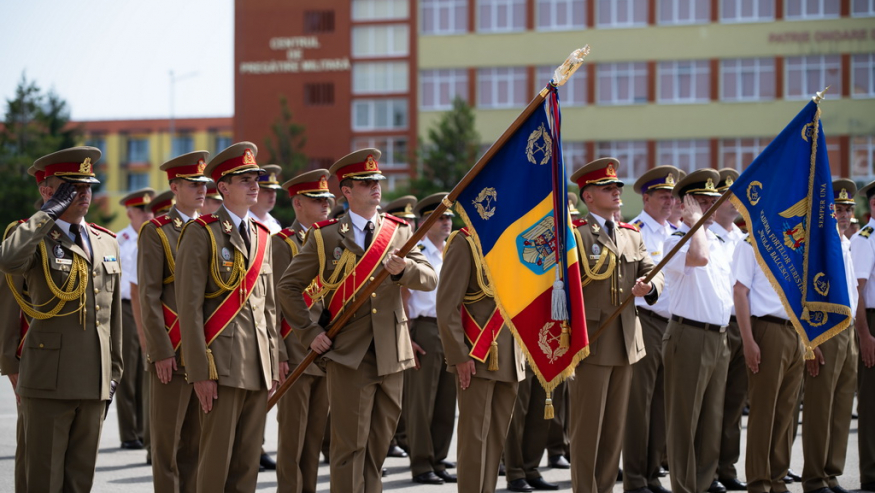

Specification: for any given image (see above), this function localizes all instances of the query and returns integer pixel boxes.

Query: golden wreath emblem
[79,157,92,174]
[242,149,256,165]
[806,309,827,327]
[365,155,378,171]
[747,181,763,206]
[526,123,553,166]
[197,159,206,174]
[538,322,568,364]
[813,272,830,296]
[801,122,817,142]
[473,187,498,220]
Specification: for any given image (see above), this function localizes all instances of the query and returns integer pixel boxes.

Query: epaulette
[632,219,644,229]
[150,215,173,228]
[193,214,220,227]
[417,244,426,251]
[311,218,338,230]
[619,222,639,232]
[861,225,873,238]
[275,227,296,240]
[572,219,588,228]
[383,213,409,226]
[4,219,26,240]
[744,235,752,244]
[672,230,686,237]
[459,227,470,237]
[252,219,270,233]
[89,223,116,238]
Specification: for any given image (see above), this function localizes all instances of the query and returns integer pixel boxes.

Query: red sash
[16,312,29,358]
[163,304,181,351]
[203,224,269,346]
[461,305,505,362]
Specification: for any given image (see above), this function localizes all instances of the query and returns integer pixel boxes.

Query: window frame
[720,57,776,102]
[420,68,469,110]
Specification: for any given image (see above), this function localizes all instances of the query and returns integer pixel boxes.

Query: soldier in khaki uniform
[273,168,334,493]
[276,148,437,493]
[176,142,279,493]
[137,151,210,492]
[800,179,858,493]
[568,158,663,493]
[250,164,283,234]
[0,146,123,492]
[201,180,223,215]
[437,223,526,493]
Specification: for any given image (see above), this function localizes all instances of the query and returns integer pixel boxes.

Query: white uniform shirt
[407,236,443,319]
[664,223,733,326]
[843,235,859,314]
[117,224,137,300]
[249,211,282,234]
[710,221,744,316]
[733,238,789,320]
[348,210,379,250]
[630,211,674,318]
[851,217,875,309]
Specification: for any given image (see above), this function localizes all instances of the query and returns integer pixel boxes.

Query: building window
[853,54,875,98]
[421,69,468,110]
[352,25,409,58]
[785,55,841,100]
[853,0,875,16]
[594,141,648,180]
[352,137,409,169]
[721,58,775,101]
[85,137,106,163]
[537,0,586,30]
[597,0,648,27]
[657,140,710,173]
[171,135,194,156]
[719,138,771,171]
[386,174,410,192]
[658,0,710,24]
[537,65,587,106]
[304,10,335,33]
[305,83,335,105]
[215,135,232,153]
[127,172,150,191]
[562,141,590,174]
[352,0,409,20]
[477,67,528,108]
[658,60,711,103]
[785,0,839,19]
[353,62,408,95]
[127,138,149,163]
[478,0,527,32]
[721,0,774,22]
[352,99,409,130]
[852,136,875,179]
[597,62,648,105]
[421,0,468,34]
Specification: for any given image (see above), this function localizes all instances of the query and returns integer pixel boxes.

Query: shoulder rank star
[50,230,62,241]
[172,217,183,229]
[340,223,350,234]
[222,220,233,234]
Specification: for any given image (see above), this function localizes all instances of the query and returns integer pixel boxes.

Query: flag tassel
[544,391,554,420]
[552,277,568,321]
[559,321,570,349]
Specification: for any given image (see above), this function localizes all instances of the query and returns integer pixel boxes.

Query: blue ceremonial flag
[729,97,851,358]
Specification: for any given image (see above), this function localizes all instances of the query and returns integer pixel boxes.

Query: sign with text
[239,36,350,75]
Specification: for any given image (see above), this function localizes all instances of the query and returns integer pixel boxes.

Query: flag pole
[268,46,591,411]
[586,190,733,345]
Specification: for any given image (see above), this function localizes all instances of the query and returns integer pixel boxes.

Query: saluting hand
[384,249,407,275]
[40,181,78,220]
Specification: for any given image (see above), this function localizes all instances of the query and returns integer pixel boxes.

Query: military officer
[0,146,123,492]
[800,179,858,493]
[568,158,663,493]
[250,164,283,234]
[849,180,875,492]
[149,191,175,216]
[116,187,155,452]
[200,180,223,215]
[273,168,334,493]
[176,142,279,492]
[437,219,526,493]
[137,151,210,492]
[623,165,681,493]
[662,169,733,493]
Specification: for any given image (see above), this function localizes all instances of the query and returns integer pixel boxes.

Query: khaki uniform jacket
[176,207,278,389]
[0,270,26,376]
[575,212,663,366]
[437,231,525,383]
[138,206,187,375]
[0,211,123,400]
[272,220,324,377]
[276,213,437,377]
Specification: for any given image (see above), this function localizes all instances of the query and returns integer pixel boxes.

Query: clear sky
[0,0,234,121]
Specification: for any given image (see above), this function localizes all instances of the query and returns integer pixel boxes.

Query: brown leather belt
[670,315,727,333]
[752,315,792,327]
[638,308,669,324]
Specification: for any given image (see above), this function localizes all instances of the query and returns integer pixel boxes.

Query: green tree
[263,95,308,226]
[0,74,81,227]
[411,97,480,198]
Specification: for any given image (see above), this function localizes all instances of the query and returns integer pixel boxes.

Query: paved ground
[0,378,866,492]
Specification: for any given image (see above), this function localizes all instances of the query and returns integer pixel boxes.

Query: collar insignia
[50,230,62,241]
[172,217,183,229]
[340,222,350,234]
[222,220,233,234]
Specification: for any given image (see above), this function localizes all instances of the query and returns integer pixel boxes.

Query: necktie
[239,221,251,252]
[70,223,92,261]
[364,221,374,250]
[605,220,616,243]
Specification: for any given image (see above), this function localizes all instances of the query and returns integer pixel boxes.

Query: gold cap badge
[80,157,92,174]
[243,149,256,165]
[666,174,675,186]
[705,178,715,190]
[365,155,378,171]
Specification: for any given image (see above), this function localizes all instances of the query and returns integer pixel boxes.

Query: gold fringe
[206,349,218,380]
[544,392,554,420]
[488,339,499,371]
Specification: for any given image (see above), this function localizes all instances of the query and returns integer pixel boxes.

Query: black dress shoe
[659,467,669,478]
[618,468,623,482]
[382,468,388,477]
[625,488,652,493]
[830,486,850,493]
[719,477,747,491]
[787,469,802,482]
[508,478,535,492]
[499,463,506,476]
[527,477,559,490]
[441,459,457,469]
[708,480,727,493]
[388,444,408,458]
[259,453,276,470]
[548,454,570,469]
[413,471,444,485]
[783,476,794,484]
[435,470,457,483]
[649,483,671,493]
[121,439,144,450]
[861,482,875,492]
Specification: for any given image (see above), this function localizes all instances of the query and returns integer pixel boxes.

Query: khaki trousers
[196,385,267,493]
[150,371,200,493]
[404,317,456,476]
[15,402,26,493]
[456,375,518,493]
[505,367,551,482]
[860,312,875,485]
[744,318,804,493]
[569,361,633,493]
[624,311,668,490]
[802,327,857,490]
[326,350,402,493]
[21,396,105,493]
[277,373,329,493]
[663,320,730,493]
[718,320,748,481]
[117,300,146,443]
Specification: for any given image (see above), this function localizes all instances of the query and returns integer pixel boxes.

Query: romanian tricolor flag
[454,85,589,393]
